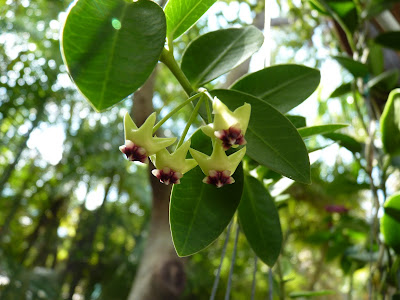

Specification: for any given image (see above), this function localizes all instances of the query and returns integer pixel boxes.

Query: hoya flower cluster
[120,97,251,188]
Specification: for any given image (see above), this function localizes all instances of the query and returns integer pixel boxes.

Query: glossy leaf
[238,175,282,266]
[298,124,348,138]
[381,89,400,155]
[286,115,307,128]
[170,165,243,256]
[170,130,244,256]
[375,31,400,51]
[211,89,310,184]
[164,0,217,39]
[230,64,320,114]
[323,132,362,153]
[333,56,369,78]
[181,26,264,87]
[189,128,213,155]
[329,82,352,98]
[61,0,166,111]
[385,207,400,223]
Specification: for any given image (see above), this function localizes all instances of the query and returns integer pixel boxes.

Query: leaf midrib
[97,2,129,110]
[258,71,314,101]
[248,126,309,183]
[243,176,269,254]
[169,0,210,38]
[193,28,250,86]
[180,181,205,254]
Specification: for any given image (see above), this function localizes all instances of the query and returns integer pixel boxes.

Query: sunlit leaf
[164,0,217,39]
[181,26,263,87]
[61,0,166,111]
[230,64,320,113]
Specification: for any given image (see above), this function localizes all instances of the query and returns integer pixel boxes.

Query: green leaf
[381,89,400,155]
[333,56,369,78]
[286,115,307,128]
[325,0,358,33]
[323,132,362,153]
[61,0,166,111]
[181,26,264,87]
[211,89,311,184]
[170,165,244,256]
[164,0,217,39]
[238,175,282,266]
[329,82,352,98]
[385,207,400,223]
[230,64,321,114]
[189,128,213,155]
[368,42,384,76]
[367,69,400,92]
[289,290,336,298]
[298,124,348,138]
[375,31,400,51]
[308,0,329,14]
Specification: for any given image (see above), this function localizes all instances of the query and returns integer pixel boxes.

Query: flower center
[214,125,246,150]
[119,140,148,163]
[152,167,183,185]
[203,170,235,188]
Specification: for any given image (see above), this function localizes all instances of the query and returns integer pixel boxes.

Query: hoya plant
[60,0,345,269]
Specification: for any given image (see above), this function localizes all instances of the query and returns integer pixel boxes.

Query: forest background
[1,0,400,299]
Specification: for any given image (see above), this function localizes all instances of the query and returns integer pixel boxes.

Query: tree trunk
[126,69,186,300]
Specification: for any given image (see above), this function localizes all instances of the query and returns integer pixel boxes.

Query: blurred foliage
[1,0,400,299]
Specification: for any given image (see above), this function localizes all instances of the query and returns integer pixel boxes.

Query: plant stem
[152,92,203,134]
[225,221,240,300]
[210,221,234,300]
[352,81,369,135]
[160,48,194,96]
[176,95,204,149]
[202,90,214,123]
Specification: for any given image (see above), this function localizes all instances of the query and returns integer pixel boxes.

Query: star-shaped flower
[119,112,176,163]
[202,97,251,150]
[150,140,198,185]
[189,141,246,188]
